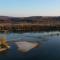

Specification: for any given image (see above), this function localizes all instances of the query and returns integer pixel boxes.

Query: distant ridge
[0,16,60,23]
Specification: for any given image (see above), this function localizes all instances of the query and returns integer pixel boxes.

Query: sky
[0,0,60,17]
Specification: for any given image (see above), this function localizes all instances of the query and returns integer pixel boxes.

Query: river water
[0,31,60,60]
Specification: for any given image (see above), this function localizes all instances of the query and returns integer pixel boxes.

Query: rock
[0,48,7,52]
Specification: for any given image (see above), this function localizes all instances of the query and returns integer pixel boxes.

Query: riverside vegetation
[0,16,60,32]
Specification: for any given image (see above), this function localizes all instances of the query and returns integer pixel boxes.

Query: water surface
[0,31,60,60]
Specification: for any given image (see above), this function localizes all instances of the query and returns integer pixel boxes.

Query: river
[0,31,60,60]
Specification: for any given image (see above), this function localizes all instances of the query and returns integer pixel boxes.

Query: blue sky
[0,0,60,17]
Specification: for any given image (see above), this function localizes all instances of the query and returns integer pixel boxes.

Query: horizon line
[0,15,60,18]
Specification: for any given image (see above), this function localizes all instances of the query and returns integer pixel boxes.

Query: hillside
[0,16,60,32]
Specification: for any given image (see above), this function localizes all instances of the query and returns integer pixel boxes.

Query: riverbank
[0,24,60,33]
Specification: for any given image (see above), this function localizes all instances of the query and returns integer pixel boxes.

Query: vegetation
[0,16,60,32]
